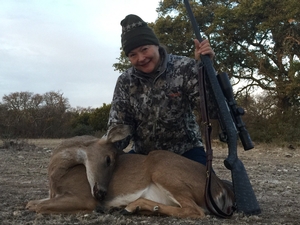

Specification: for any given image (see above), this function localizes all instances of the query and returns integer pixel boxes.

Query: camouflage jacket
[108,47,206,155]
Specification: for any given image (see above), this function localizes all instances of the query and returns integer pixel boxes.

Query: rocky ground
[0,139,299,224]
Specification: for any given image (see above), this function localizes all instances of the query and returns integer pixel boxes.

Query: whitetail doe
[26,125,235,219]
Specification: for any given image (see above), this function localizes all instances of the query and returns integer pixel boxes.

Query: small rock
[285,153,292,158]
[13,210,21,216]
[288,144,295,150]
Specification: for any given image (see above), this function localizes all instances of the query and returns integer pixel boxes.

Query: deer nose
[93,182,107,201]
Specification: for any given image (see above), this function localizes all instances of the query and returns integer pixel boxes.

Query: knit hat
[121,14,159,56]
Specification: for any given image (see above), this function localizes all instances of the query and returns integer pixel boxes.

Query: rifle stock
[183,0,261,215]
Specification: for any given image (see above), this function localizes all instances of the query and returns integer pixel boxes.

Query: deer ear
[106,125,131,143]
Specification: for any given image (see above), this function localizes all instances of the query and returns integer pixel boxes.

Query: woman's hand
[194,39,215,61]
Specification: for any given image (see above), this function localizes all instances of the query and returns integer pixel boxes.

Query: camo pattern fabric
[108,47,217,155]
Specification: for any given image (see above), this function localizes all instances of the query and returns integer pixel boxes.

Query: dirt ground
[0,139,299,225]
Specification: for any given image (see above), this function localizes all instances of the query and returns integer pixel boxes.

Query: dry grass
[0,138,63,150]
[27,139,63,149]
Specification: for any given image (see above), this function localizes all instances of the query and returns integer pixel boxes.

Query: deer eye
[105,156,111,166]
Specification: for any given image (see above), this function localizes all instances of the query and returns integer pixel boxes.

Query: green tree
[89,103,111,132]
[113,49,132,73]
[207,0,300,114]
[70,104,111,136]
[70,107,94,136]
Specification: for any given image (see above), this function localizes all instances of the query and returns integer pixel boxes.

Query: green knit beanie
[121,14,159,56]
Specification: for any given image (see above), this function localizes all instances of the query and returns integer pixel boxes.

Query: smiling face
[128,45,160,74]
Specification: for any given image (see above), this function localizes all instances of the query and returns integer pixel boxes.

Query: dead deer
[26,125,235,219]
[26,125,130,214]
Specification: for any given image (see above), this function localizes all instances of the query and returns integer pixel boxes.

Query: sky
[0,0,160,108]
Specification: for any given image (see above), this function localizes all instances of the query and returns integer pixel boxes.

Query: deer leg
[124,198,206,219]
[26,198,50,212]
[26,194,97,214]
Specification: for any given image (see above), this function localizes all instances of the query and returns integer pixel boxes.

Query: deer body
[102,151,234,218]
[26,126,234,219]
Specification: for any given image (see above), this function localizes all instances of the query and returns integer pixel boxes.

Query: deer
[26,125,235,219]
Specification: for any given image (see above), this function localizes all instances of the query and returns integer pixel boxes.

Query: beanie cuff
[123,35,159,56]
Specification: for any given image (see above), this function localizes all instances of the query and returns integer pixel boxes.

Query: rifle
[183,0,261,215]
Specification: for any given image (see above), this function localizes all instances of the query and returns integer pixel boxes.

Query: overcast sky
[0,0,159,108]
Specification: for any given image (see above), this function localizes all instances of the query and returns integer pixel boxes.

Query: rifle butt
[229,159,261,215]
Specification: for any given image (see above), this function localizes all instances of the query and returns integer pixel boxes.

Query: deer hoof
[135,206,141,212]
[120,209,131,215]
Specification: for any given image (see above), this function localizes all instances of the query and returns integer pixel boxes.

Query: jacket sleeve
[107,73,134,150]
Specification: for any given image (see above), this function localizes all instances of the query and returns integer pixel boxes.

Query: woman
[107,14,215,166]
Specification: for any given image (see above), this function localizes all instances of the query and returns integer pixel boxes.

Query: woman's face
[128,45,160,74]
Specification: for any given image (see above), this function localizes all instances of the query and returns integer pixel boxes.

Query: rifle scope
[217,72,254,150]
